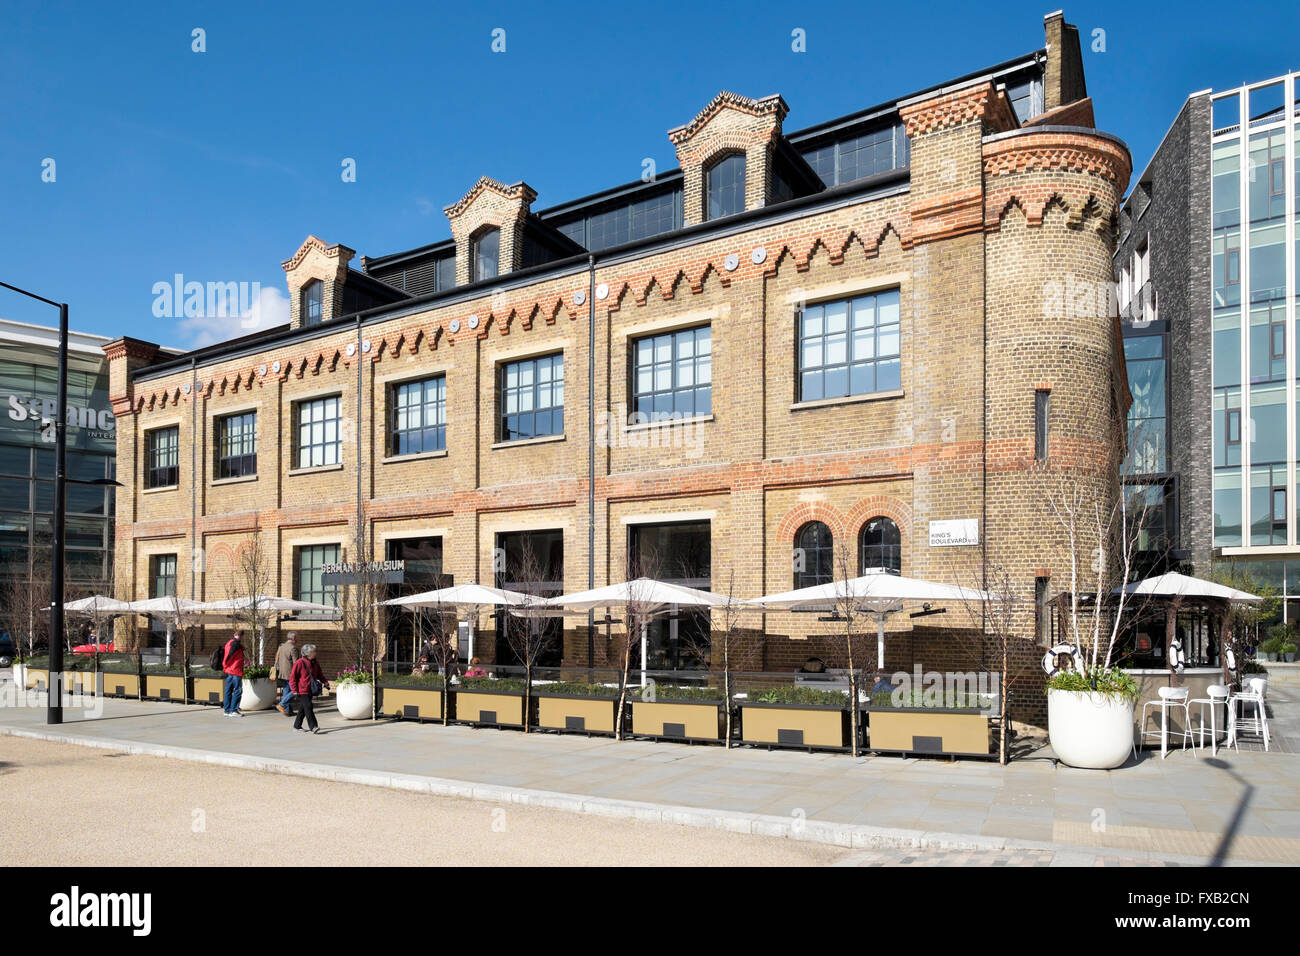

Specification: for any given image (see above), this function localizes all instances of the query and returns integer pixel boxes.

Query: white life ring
[1169,639,1185,672]
[1042,642,1083,677]
[1225,647,1237,671]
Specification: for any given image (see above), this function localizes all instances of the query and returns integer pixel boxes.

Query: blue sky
[0,0,1295,347]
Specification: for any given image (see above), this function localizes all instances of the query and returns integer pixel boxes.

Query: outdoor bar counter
[1124,667,1227,738]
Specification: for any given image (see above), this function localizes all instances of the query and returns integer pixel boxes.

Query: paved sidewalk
[2,679,1298,865]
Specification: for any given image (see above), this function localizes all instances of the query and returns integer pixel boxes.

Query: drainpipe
[587,253,596,679]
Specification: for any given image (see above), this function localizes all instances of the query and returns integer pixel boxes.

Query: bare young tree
[416,598,459,726]
[614,554,660,742]
[708,570,755,748]
[338,522,386,679]
[953,558,1025,765]
[226,523,274,664]
[1047,470,1151,677]
[829,541,873,759]
[0,534,51,661]
[502,544,555,734]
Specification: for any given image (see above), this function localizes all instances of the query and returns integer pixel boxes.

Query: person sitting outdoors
[464,657,487,678]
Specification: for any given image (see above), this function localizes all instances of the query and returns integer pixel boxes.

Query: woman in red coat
[289,645,330,734]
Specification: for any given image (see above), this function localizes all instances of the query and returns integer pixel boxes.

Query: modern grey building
[1117,71,1299,618]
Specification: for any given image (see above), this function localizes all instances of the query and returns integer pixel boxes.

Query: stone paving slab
[1,679,1298,865]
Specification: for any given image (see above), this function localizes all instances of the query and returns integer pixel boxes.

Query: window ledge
[790,389,904,412]
[382,449,449,464]
[288,463,344,476]
[142,484,179,495]
[212,474,258,487]
[491,433,565,450]
[623,413,714,433]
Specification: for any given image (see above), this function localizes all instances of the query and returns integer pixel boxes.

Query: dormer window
[472,227,500,282]
[301,280,323,326]
[706,153,746,220]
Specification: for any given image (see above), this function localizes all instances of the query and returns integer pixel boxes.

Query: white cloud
[175,285,290,348]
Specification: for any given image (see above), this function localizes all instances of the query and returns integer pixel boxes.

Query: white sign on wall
[929,519,980,547]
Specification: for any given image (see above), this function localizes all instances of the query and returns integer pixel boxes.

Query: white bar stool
[1228,677,1270,751]
[1140,686,1193,758]
[1188,684,1230,756]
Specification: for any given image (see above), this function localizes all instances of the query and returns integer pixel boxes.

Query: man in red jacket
[221,631,246,717]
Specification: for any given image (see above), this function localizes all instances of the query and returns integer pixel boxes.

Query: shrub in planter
[240,665,277,711]
[459,676,528,692]
[1283,642,1298,663]
[746,686,848,707]
[537,680,619,697]
[651,684,724,702]
[1046,667,1140,770]
[334,666,374,720]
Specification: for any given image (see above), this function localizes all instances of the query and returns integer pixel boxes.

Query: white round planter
[240,678,277,711]
[335,681,373,720]
[1047,688,1135,770]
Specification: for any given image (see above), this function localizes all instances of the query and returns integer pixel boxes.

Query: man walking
[274,632,299,716]
[222,630,246,717]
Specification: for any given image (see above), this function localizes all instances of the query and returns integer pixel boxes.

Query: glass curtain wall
[1211,74,1298,551]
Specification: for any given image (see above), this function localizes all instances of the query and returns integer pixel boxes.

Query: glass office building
[0,319,116,590]
[1210,73,1298,552]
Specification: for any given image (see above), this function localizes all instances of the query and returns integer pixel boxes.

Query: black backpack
[208,643,226,671]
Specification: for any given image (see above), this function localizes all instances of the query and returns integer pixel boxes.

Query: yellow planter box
[68,670,99,695]
[145,674,187,702]
[26,668,49,691]
[192,676,225,705]
[537,695,619,735]
[455,689,524,727]
[631,699,724,742]
[101,672,141,698]
[739,703,848,750]
[378,685,445,721]
[867,709,991,757]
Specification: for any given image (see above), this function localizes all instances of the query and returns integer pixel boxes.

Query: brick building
[105,11,1130,724]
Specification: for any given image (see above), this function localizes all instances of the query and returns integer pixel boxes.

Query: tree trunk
[999,642,1008,765]
[524,662,532,734]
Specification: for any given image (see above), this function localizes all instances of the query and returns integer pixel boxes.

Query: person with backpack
[289,644,329,734]
[219,631,246,717]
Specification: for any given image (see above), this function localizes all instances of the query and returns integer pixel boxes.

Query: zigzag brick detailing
[105,13,1129,726]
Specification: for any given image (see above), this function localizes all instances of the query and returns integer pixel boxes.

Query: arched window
[706,153,746,220]
[472,227,500,282]
[859,516,901,574]
[795,521,833,588]
[300,280,323,326]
